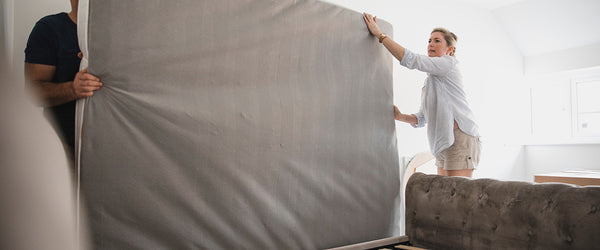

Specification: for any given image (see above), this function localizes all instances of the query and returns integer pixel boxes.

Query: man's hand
[72,68,102,98]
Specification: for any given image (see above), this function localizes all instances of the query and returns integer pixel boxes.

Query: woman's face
[427,32,453,57]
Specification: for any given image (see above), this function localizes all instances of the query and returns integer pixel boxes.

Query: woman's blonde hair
[432,27,458,57]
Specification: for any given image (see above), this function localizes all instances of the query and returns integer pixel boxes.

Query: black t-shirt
[25,12,80,150]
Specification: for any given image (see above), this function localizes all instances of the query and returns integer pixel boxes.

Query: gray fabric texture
[79,0,398,249]
[405,173,600,250]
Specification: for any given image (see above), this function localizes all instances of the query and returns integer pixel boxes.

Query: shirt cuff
[411,112,425,128]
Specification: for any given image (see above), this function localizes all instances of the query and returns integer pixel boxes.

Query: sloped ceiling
[457,0,527,9]
[462,0,600,57]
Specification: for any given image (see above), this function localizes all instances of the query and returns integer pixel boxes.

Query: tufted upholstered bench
[331,172,600,250]
[404,172,600,249]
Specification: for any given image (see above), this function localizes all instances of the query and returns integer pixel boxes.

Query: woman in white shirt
[363,13,481,177]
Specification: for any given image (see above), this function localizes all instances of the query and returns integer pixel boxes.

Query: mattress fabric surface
[78,0,399,249]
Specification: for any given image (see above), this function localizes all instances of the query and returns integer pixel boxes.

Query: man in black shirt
[25,0,102,158]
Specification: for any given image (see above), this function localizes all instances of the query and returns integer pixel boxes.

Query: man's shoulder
[36,12,68,26]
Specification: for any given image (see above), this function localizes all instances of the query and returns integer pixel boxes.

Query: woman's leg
[438,167,473,177]
[435,125,479,178]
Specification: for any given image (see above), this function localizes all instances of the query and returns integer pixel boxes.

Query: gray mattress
[77,0,399,249]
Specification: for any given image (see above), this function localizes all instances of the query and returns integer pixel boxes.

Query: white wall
[492,0,600,179]
[10,0,70,80]
[524,144,600,181]
[522,65,600,179]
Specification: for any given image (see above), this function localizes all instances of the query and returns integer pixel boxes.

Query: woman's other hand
[394,105,402,121]
[363,12,383,36]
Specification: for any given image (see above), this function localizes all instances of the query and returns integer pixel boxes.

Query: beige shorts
[435,128,481,170]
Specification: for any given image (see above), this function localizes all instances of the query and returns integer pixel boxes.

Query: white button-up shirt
[400,49,480,157]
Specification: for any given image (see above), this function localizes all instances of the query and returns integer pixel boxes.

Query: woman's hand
[394,106,418,125]
[363,12,383,37]
[394,105,402,121]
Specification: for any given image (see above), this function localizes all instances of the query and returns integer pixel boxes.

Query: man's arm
[25,63,102,107]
